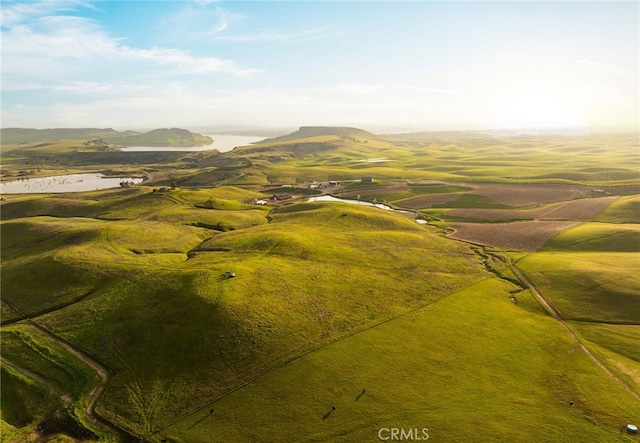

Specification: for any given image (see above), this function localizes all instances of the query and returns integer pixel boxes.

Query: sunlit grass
[161,278,640,443]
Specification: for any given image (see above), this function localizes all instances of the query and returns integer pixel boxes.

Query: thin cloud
[158,3,244,40]
[1,1,260,78]
[578,59,635,77]
[218,28,337,43]
[332,84,382,95]
[117,46,261,75]
[0,0,96,27]
[395,85,466,96]
[53,81,157,93]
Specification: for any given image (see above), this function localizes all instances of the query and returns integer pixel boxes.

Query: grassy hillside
[108,128,213,147]
[518,251,640,323]
[0,186,269,324]
[3,128,639,189]
[539,223,640,252]
[1,127,212,147]
[262,126,376,143]
[518,220,640,324]
[158,278,640,442]
[596,195,640,223]
[1,365,97,443]
[1,128,129,145]
[2,130,639,442]
[1,188,489,438]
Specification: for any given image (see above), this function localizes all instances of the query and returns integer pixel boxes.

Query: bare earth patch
[540,196,618,220]
[449,196,618,221]
[449,220,580,251]
[468,183,586,207]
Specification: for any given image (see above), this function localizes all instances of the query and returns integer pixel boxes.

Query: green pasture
[3,195,488,436]
[571,322,640,392]
[596,195,640,224]
[433,193,510,209]
[518,251,639,324]
[338,184,470,204]
[224,129,640,185]
[0,326,104,442]
[0,366,92,443]
[2,129,640,442]
[3,129,639,187]
[517,218,640,324]
[158,278,640,443]
[0,325,98,407]
[540,222,640,252]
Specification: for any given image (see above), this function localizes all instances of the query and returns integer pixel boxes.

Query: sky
[1,0,638,132]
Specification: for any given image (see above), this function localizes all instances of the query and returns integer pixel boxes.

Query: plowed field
[449,220,579,251]
[449,196,618,221]
[468,183,586,206]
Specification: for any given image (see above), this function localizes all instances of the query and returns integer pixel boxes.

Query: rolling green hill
[596,195,640,224]
[1,186,488,439]
[1,128,130,145]
[1,127,212,148]
[107,128,213,147]
[262,126,376,143]
[2,130,639,442]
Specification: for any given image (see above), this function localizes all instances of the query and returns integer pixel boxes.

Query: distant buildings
[251,193,293,205]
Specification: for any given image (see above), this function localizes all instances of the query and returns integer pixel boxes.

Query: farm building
[361,177,374,183]
[271,193,293,202]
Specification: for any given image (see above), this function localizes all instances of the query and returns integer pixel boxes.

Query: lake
[120,134,265,153]
[0,173,144,194]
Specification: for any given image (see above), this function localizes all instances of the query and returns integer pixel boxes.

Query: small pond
[307,195,406,212]
[306,194,426,220]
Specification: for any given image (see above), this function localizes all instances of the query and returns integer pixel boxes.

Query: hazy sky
[1,0,638,132]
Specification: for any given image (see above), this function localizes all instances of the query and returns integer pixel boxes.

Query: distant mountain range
[1,127,213,147]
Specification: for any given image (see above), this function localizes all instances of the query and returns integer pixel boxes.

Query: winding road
[509,260,640,403]
[0,301,138,441]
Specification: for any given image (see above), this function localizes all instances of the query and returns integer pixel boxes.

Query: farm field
[517,248,640,323]
[447,196,618,222]
[512,214,640,407]
[448,220,580,251]
[596,195,640,224]
[466,183,588,206]
[158,278,640,443]
[1,184,489,439]
[1,127,639,442]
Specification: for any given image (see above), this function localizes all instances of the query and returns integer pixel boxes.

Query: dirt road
[509,262,640,403]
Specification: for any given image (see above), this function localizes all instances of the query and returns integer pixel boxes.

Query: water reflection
[0,173,144,194]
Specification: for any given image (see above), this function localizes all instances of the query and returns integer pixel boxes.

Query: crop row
[449,220,579,251]
[449,196,617,222]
